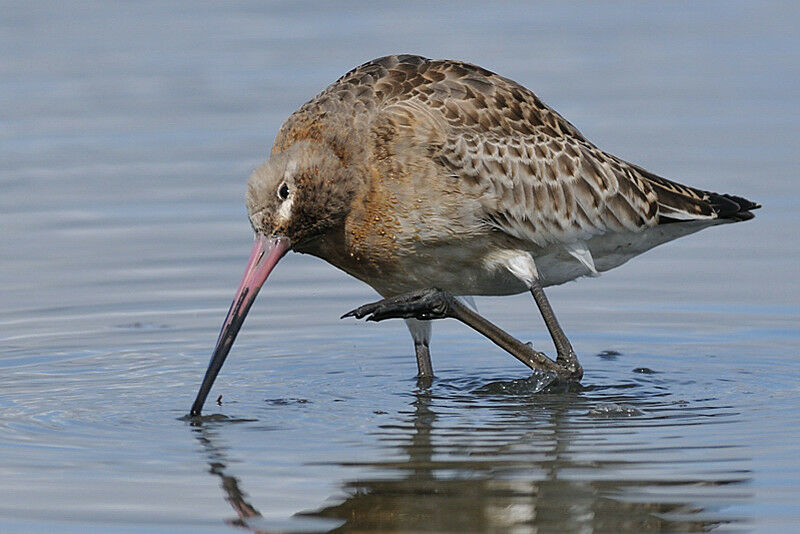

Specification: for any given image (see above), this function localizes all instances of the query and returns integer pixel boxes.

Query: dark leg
[342,288,577,380]
[529,279,583,379]
[404,318,434,378]
[415,342,433,377]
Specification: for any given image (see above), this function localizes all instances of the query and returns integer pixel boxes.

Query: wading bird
[190,55,758,415]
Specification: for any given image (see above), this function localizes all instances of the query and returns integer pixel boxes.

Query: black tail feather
[630,163,759,224]
[707,192,761,221]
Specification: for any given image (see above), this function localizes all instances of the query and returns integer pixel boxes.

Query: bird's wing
[310,55,758,245]
[434,128,662,247]
[364,57,661,247]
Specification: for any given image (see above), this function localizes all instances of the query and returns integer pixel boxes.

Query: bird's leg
[529,278,583,380]
[342,288,572,379]
[404,318,434,378]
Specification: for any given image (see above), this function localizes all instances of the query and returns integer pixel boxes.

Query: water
[1,1,799,532]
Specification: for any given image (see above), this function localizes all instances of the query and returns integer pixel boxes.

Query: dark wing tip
[708,192,761,221]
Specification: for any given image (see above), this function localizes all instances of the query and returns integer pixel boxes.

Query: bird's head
[245,141,355,249]
[190,141,357,416]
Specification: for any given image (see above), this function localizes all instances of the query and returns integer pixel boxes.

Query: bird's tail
[631,164,761,224]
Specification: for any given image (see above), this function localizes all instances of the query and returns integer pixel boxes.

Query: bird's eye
[277,182,290,200]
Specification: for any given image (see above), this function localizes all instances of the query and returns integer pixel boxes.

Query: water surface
[1,2,799,532]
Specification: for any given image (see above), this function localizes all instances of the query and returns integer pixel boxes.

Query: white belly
[367,220,719,297]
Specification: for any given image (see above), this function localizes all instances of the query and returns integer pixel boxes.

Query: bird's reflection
[191,423,264,530]
[191,379,751,533]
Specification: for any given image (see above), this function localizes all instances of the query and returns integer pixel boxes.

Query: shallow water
[2,1,799,532]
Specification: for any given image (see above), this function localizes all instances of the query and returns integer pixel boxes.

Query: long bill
[190,234,290,416]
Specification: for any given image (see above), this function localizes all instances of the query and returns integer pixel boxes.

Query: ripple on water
[0,331,782,532]
[282,357,757,532]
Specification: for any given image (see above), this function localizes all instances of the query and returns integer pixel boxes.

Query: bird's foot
[342,288,454,322]
[556,349,583,381]
[514,342,582,381]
